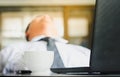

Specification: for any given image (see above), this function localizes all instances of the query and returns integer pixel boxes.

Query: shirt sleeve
[0,44,28,75]
[0,46,14,74]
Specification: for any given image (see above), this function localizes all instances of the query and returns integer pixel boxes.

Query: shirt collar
[31,35,68,43]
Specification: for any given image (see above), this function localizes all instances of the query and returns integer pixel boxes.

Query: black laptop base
[51,67,120,75]
[51,67,94,75]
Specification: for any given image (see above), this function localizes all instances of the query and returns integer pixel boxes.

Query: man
[0,15,90,74]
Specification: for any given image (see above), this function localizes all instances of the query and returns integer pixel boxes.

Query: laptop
[51,0,120,75]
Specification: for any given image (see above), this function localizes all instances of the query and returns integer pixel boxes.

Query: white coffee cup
[22,51,54,75]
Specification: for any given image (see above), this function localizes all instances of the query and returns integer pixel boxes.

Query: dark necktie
[40,37,64,68]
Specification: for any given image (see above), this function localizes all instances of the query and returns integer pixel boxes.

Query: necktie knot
[40,37,50,41]
[40,37,55,42]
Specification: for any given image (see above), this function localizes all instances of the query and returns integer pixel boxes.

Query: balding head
[25,15,58,41]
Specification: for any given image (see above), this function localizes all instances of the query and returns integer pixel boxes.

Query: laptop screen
[91,0,120,73]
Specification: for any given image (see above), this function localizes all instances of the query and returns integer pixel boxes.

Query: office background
[0,0,95,50]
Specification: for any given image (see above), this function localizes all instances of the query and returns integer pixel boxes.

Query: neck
[28,33,58,41]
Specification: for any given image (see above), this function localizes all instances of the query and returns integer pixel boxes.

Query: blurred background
[0,0,95,50]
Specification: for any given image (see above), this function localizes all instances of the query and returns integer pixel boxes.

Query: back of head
[26,15,58,41]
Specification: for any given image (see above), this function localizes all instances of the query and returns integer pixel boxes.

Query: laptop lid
[52,0,120,74]
[90,0,120,73]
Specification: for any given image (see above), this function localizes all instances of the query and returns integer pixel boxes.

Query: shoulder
[65,43,90,55]
[66,43,90,51]
[67,44,91,57]
[72,44,90,50]
[0,42,28,54]
[5,42,28,49]
[56,42,90,53]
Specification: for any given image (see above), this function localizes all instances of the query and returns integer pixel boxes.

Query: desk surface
[1,73,120,77]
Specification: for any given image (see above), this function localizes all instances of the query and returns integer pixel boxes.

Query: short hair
[25,23,30,41]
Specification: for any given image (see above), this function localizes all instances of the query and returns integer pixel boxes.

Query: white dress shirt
[0,35,90,74]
